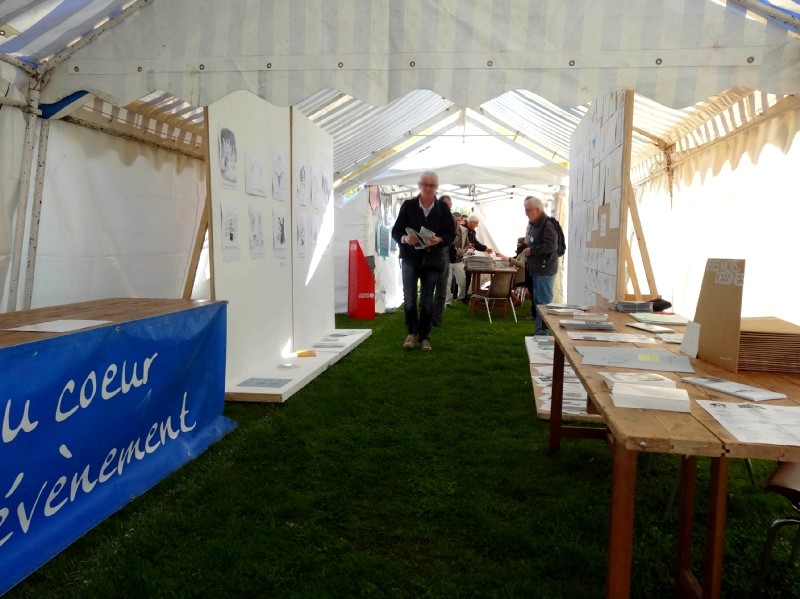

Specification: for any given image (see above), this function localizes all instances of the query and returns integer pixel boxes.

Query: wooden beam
[62,110,205,159]
[182,203,209,299]
[622,240,642,301]
[202,107,216,301]
[626,178,658,297]
[615,91,635,300]
[126,99,206,138]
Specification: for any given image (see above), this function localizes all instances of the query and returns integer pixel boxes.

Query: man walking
[391,172,456,351]
[523,197,558,335]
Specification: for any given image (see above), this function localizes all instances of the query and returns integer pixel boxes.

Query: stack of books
[464,255,494,270]
[610,383,691,412]
[600,372,689,412]
[738,317,800,373]
[600,372,676,390]
[570,313,608,322]
[611,300,653,313]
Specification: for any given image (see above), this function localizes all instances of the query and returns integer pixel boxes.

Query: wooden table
[539,308,800,599]
[464,266,517,295]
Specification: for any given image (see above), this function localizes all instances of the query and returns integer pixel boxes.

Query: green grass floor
[9,301,800,598]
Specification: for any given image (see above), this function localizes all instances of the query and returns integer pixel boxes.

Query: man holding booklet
[391,171,456,351]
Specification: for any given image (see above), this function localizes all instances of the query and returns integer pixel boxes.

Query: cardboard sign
[693,258,745,372]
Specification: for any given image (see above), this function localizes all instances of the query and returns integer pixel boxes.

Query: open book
[405,226,436,250]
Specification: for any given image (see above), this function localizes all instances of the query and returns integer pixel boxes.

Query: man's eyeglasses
[420,182,437,188]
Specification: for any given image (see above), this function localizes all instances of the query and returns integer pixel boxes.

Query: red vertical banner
[348,240,375,320]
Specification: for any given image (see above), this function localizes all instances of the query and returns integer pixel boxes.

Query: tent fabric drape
[0,105,26,308]
[631,103,800,324]
[368,164,565,187]
[36,0,800,110]
[29,119,206,308]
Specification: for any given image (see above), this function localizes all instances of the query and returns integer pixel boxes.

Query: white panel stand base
[225,328,371,402]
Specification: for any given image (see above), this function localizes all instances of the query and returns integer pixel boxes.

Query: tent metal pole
[6,77,42,312]
[21,118,50,310]
[727,0,800,31]
[36,0,153,76]
[0,54,36,76]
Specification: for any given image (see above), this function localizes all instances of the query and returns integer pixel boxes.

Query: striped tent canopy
[0,0,799,110]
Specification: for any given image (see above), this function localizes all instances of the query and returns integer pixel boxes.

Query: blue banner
[0,302,235,593]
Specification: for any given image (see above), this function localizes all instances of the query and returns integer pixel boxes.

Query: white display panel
[567,90,629,306]
[290,109,336,350]
[207,91,293,388]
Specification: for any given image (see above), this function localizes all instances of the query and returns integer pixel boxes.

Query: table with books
[538,306,800,599]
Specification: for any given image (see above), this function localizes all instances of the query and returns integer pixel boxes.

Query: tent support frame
[6,75,43,312]
[22,118,50,310]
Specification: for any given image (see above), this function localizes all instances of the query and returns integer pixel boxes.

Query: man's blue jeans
[402,259,439,342]
[529,274,555,334]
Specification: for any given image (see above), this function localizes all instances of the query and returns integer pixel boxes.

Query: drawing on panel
[297,212,307,258]
[220,200,240,261]
[273,206,287,252]
[321,173,332,207]
[296,159,308,206]
[311,214,320,252]
[310,166,322,209]
[218,127,238,186]
[249,204,266,259]
[245,153,268,197]
[272,151,287,201]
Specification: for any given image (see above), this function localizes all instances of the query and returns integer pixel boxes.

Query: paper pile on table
[611,300,653,313]
[524,336,592,418]
[682,375,787,402]
[611,383,691,412]
[559,320,615,330]
[600,372,677,390]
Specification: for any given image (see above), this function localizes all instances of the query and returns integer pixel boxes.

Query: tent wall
[0,105,27,308]
[632,103,800,323]
[30,119,205,307]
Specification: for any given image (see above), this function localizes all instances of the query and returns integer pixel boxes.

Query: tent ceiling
[2,0,797,111]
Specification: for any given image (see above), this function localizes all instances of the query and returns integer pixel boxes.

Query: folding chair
[469,271,517,324]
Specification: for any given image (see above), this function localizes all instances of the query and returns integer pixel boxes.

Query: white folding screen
[206,91,294,386]
[206,91,339,399]
[290,109,335,349]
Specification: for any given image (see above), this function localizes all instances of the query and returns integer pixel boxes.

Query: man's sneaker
[403,334,418,349]
[420,339,432,351]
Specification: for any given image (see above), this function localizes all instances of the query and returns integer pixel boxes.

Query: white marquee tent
[1,0,800,317]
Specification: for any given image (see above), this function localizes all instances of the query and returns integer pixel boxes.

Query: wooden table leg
[548,342,565,451]
[676,456,702,599]
[703,456,729,599]
[606,436,638,599]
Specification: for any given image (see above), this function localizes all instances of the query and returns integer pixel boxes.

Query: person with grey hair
[523,196,558,335]
[390,171,455,351]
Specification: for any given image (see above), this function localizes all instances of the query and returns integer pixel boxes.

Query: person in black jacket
[523,196,559,335]
[391,171,456,351]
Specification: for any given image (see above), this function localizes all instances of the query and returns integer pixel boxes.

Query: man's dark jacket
[391,196,456,265]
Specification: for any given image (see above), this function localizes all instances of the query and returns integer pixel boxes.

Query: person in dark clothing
[523,196,559,335]
[431,195,458,327]
[464,215,492,253]
[391,171,456,351]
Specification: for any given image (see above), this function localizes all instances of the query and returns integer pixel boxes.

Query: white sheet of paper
[8,319,111,333]
[698,400,800,445]
[220,200,241,262]
[577,346,694,373]
[680,322,701,358]
[567,332,657,344]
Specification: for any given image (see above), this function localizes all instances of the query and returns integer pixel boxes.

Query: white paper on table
[680,322,701,358]
[7,319,111,333]
[576,346,694,373]
[567,332,657,344]
[698,400,800,445]
[683,376,787,402]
